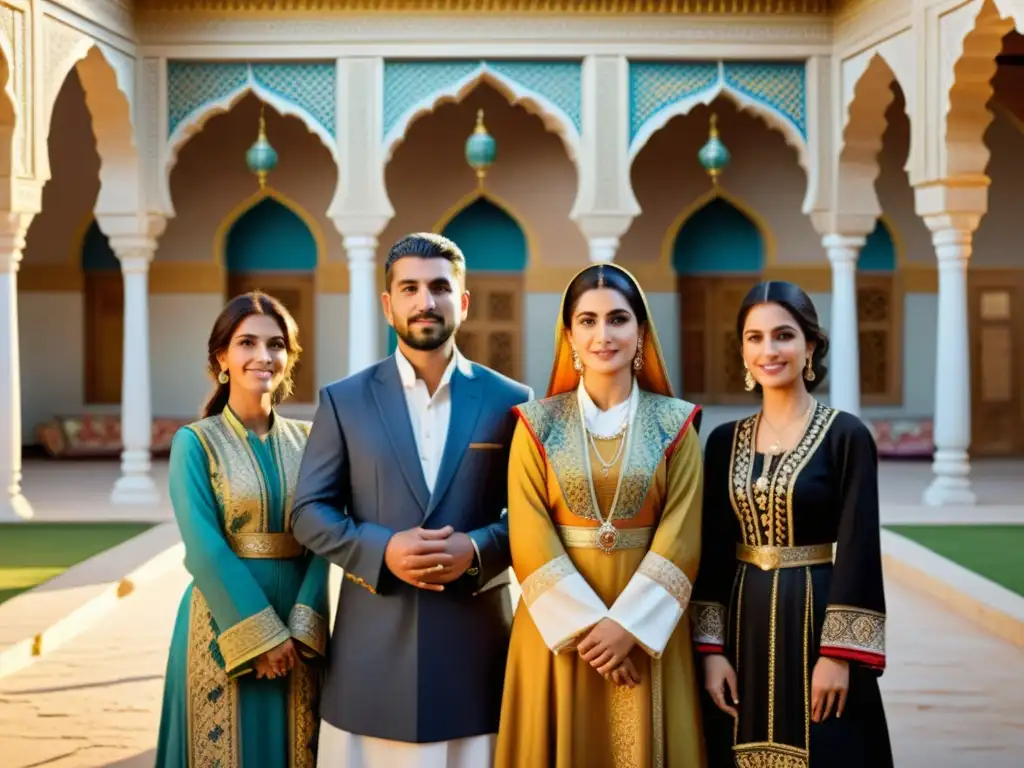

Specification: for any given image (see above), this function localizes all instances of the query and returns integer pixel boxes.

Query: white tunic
[317,347,496,768]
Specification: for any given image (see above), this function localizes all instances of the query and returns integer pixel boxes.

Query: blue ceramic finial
[246,104,278,189]
[698,113,730,186]
[465,109,497,189]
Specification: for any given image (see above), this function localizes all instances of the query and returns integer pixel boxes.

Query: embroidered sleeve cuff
[288,604,328,658]
[607,552,692,658]
[218,606,291,673]
[691,601,727,653]
[820,605,886,671]
[521,554,607,654]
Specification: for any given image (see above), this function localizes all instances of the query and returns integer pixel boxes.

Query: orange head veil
[547,262,675,399]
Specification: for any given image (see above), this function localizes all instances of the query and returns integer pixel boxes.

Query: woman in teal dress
[155,291,329,768]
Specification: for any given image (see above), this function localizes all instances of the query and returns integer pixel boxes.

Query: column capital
[914,176,988,232]
[0,211,33,273]
[587,237,619,263]
[822,233,866,265]
[331,213,392,240]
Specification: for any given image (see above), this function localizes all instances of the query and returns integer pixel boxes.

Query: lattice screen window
[457,274,523,383]
[227,273,317,403]
[856,274,901,405]
[679,276,759,404]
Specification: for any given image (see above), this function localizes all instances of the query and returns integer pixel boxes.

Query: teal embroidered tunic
[155,408,329,768]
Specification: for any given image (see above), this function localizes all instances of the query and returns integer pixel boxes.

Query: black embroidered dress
[692,403,893,768]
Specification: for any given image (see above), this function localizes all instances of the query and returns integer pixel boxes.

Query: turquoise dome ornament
[246,104,278,189]
[465,109,497,189]
[698,113,730,186]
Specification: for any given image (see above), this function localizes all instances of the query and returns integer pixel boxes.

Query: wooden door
[857,273,901,406]
[227,273,317,403]
[84,272,123,404]
[678,275,757,404]
[969,271,1024,456]
[458,274,523,383]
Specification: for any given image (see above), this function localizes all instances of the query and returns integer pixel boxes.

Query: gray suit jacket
[291,355,532,743]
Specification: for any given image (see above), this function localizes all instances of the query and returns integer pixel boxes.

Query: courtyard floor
[0,459,1021,767]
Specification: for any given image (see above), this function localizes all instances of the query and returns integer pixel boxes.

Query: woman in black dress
[692,280,893,768]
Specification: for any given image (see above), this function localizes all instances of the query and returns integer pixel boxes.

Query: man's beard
[396,312,457,351]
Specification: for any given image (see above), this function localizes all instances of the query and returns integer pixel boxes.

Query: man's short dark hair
[384,232,467,290]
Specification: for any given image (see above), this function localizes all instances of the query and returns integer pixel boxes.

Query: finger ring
[434,563,444,572]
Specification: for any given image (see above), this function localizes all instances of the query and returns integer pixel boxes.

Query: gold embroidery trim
[735,543,833,571]
[558,524,652,550]
[610,667,644,767]
[520,553,575,606]
[186,588,239,768]
[734,742,809,768]
[228,532,305,559]
[288,604,327,657]
[217,605,290,672]
[820,605,886,656]
[289,654,320,768]
[691,601,726,646]
[638,551,692,609]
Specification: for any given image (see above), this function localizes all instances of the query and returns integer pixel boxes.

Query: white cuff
[520,554,608,653]
[607,552,692,658]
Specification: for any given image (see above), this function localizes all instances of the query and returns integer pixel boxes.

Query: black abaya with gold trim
[692,403,893,768]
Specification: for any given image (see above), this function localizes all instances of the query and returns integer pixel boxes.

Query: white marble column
[924,227,975,506]
[110,243,159,506]
[823,234,865,416]
[344,234,379,375]
[0,217,31,521]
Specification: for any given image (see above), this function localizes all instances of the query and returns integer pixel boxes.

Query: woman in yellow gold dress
[495,263,706,768]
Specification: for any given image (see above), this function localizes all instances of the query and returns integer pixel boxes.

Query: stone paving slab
[0,556,1022,767]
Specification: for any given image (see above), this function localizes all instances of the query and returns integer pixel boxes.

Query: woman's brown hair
[202,291,302,418]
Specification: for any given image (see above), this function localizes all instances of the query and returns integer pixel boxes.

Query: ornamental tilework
[167,61,336,139]
[252,64,336,138]
[723,62,806,138]
[628,60,807,143]
[382,60,581,139]
[629,62,719,142]
[167,61,249,137]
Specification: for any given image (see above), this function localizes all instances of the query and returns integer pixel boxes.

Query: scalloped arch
[161,85,337,216]
[382,65,581,168]
[835,53,904,219]
[0,34,16,177]
[945,0,1016,178]
[628,83,810,212]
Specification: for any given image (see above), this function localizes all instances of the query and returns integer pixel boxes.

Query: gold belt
[736,543,833,571]
[558,525,652,551]
[228,533,305,559]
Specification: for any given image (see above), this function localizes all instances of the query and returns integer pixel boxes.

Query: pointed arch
[214,186,326,270]
[662,187,774,272]
[383,65,580,168]
[432,188,532,271]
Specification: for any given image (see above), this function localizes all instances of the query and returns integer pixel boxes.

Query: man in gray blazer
[291,232,532,767]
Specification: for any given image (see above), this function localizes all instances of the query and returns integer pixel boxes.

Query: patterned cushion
[35,416,191,458]
[867,419,934,458]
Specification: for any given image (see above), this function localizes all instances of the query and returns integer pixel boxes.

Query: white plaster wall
[149,294,223,419]
[524,293,560,397]
[19,293,89,443]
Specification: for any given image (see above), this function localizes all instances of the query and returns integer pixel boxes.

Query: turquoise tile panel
[167,61,249,137]
[723,62,806,138]
[629,61,719,142]
[252,63,336,138]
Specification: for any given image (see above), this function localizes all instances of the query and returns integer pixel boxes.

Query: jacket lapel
[425,368,482,519]
[371,359,431,514]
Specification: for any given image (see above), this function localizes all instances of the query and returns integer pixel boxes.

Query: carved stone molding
[56,0,133,38]
[0,3,31,177]
[43,17,90,130]
[135,0,835,13]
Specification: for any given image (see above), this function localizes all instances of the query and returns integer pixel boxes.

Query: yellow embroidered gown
[495,264,707,768]
[155,408,329,768]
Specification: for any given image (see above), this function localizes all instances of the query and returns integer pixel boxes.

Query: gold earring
[218,370,229,384]
[633,335,644,371]
[804,358,816,382]
[572,346,583,373]
[743,366,755,392]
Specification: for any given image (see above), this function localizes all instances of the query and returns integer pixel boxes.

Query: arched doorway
[82,220,122,405]
[673,194,765,404]
[858,218,901,405]
[224,195,318,402]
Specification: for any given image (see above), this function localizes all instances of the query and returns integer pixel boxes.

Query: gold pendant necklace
[753,399,815,495]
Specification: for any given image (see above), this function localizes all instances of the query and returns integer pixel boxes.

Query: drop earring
[743,366,755,392]
[804,358,816,382]
[218,370,229,384]
[632,335,644,371]
[572,346,583,373]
